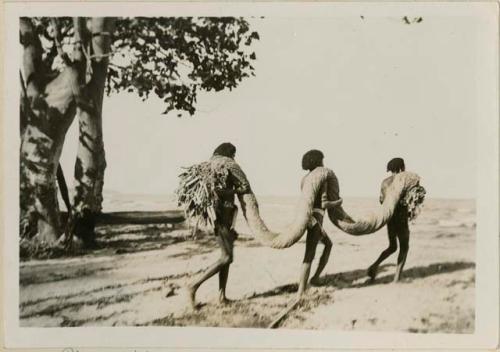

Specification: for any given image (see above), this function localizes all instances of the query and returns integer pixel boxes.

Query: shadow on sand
[250,261,475,299]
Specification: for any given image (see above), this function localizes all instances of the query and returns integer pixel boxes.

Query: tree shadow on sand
[88,224,202,256]
[250,261,475,299]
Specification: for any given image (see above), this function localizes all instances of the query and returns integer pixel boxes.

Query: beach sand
[19,196,475,332]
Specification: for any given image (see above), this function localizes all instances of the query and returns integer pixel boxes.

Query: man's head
[387,157,405,174]
[302,149,324,171]
[213,142,236,159]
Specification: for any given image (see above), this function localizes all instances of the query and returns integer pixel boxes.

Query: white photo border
[2,1,499,350]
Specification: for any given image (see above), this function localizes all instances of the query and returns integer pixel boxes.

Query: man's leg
[218,264,230,302]
[187,226,232,310]
[297,226,321,299]
[367,228,397,280]
[218,229,236,304]
[310,228,332,286]
[394,227,409,282]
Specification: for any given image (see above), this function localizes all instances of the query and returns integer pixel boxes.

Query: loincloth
[307,208,325,229]
[215,202,239,240]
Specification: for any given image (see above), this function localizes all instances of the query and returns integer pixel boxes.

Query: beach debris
[165,286,176,298]
[175,161,229,229]
[268,299,301,329]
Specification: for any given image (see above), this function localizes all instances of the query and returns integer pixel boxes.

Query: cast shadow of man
[251,261,475,299]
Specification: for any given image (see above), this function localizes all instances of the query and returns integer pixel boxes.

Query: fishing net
[175,161,229,228]
[177,155,425,248]
[402,185,426,222]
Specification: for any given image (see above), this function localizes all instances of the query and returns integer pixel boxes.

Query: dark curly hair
[387,157,405,173]
[302,149,324,171]
[213,142,236,158]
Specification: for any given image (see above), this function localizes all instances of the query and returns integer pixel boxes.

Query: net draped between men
[177,155,423,249]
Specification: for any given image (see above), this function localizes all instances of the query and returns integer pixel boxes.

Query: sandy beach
[19,195,475,332]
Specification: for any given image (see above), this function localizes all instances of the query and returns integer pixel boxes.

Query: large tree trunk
[71,18,115,245]
[20,73,37,240]
[19,18,79,244]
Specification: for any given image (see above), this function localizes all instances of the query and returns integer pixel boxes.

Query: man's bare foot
[295,291,306,303]
[186,285,198,310]
[218,296,234,305]
[293,295,305,307]
[367,266,377,281]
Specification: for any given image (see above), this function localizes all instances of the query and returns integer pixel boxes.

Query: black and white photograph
[2,1,499,350]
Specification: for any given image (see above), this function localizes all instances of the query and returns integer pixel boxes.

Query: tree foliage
[30,17,259,116]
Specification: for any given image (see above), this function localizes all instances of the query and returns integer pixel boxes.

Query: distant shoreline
[58,187,475,203]
[101,191,474,202]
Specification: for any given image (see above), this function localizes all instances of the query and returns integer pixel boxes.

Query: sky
[60,15,478,199]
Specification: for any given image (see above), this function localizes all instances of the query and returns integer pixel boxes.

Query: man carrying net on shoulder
[367,157,425,283]
[297,150,343,299]
[183,142,250,310]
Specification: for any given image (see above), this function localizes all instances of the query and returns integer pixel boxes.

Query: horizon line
[98,189,474,201]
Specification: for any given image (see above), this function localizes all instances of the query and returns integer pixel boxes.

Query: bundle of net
[176,161,229,229]
[402,185,427,222]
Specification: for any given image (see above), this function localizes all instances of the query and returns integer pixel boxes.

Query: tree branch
[72,17,89,63]
[20,17,44,102]
[50,18,72,66]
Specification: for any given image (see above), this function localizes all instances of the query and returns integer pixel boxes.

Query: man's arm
[320,181,343,209]
[228,162,251,195]
[323,198,343,209]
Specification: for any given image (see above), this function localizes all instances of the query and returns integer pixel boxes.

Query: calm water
[99,192,475,238]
